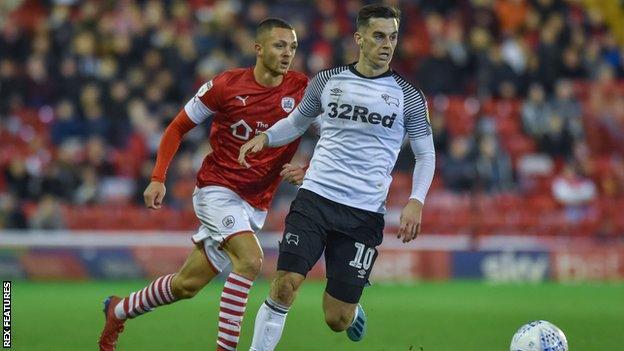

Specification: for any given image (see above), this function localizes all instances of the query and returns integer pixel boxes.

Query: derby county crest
[281,97,295,113]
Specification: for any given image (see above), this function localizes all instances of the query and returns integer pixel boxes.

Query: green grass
[11,280,624,350]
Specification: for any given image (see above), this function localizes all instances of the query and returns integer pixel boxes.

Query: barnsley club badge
[281,97,295,113]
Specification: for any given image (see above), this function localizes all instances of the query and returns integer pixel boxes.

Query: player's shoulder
[213,67,250,84]
[314,64,350,81]
[284,70,309,88]
[391,71,421,93]
[201,67,256,98]
[285,70,308,83]
[391,70,427,102]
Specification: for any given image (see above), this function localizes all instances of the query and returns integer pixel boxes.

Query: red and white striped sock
[216,272,253,351]
[113,273,178,320]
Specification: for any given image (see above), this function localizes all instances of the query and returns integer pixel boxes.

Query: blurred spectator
[0,193,27,229]
[83,104,111,140]
[536,21,562,91]
[39,142,81,200]
[74,166,100,205]
[25,55,56,107]
[418,41,457,95]
[475,135,514,192]
[538,113,574,158]
[4,159,34,200]
[552,163,597,222]
[50,99,85,145]
[559,46,586,79]
[521,83,550,138]
[56,56,82,105]
[479,45,518,97]
[83,136,116,176]
[28,194,65,230]
[549,79,583,140]
[0,59,26,111]
[443,136,476,192]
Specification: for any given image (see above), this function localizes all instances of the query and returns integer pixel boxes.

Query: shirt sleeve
[183,73,228,124]
[264,108,315,147]
[151,110,197,182]
[293,73,326,118]
[408,135,435,204]
[404,87,435,203]
[263,71,328,146]
[405,88,432,141]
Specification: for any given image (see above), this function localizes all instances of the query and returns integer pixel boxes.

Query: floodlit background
[1,0,623,350]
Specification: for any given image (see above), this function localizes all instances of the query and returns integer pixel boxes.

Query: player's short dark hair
[256,18,294,40]
[356,4,401,30]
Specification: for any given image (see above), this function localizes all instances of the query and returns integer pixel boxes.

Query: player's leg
[322,291,359,332]
[250,190,328,351]
[189,186,269,351]
[322,231,381,342]
[248,269,306,351]
[214,232,263,351]
[98,244,217,350]
[170,243,219,298]
[117,243,218,319]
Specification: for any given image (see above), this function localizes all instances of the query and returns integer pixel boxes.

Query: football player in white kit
[239,4,435,350]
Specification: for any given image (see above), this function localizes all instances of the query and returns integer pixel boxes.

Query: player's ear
[254,42,263,56]
[354,32,363,48]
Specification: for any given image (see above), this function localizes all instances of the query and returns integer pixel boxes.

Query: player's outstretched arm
[148,109,198,209]
[238,133,269,168]
[144,181,166,210]
[397,199,423,243]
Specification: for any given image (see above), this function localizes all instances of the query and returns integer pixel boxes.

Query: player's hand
[280,163,306,186]
[238,133,269,168]
[144,181,166,210]
[397,199,423,243]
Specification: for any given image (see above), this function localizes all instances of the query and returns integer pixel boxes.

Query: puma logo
[235,96,249,106]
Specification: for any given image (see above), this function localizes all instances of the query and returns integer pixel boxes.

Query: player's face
[258,28,298,75]
[356,18,399,70]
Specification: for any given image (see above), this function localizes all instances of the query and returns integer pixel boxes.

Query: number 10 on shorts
[349,243,374,270]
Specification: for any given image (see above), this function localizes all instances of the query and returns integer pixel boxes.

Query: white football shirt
[265,64,435,213]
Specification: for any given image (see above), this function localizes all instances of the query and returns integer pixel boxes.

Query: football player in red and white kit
[98,18,308,351]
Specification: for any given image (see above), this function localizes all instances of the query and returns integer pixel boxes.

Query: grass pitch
[12,280,624,350]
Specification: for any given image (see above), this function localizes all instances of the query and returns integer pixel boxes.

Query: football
[510,320,568,351]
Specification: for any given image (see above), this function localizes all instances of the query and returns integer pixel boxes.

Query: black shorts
[277,189,384,303]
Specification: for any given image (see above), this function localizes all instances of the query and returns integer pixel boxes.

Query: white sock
[249,297,289,351]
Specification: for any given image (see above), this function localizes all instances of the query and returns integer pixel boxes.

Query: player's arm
[398,91,436,243]
[145,80,220,209]
[237,108,314,168]
[239,73,324,167]
[397,135,435,242]
[144,111,197,209]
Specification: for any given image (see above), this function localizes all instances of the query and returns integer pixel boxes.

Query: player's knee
[272,274,300,305]
[324,310,351,332]
[233,254,263,279]
[171,275,202,299]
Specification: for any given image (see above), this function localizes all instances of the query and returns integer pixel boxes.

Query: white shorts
[191,186,267,273]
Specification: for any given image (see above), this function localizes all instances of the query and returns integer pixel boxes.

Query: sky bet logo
[327,103,396,128]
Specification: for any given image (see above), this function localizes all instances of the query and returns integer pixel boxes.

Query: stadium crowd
[1,0,623,237]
